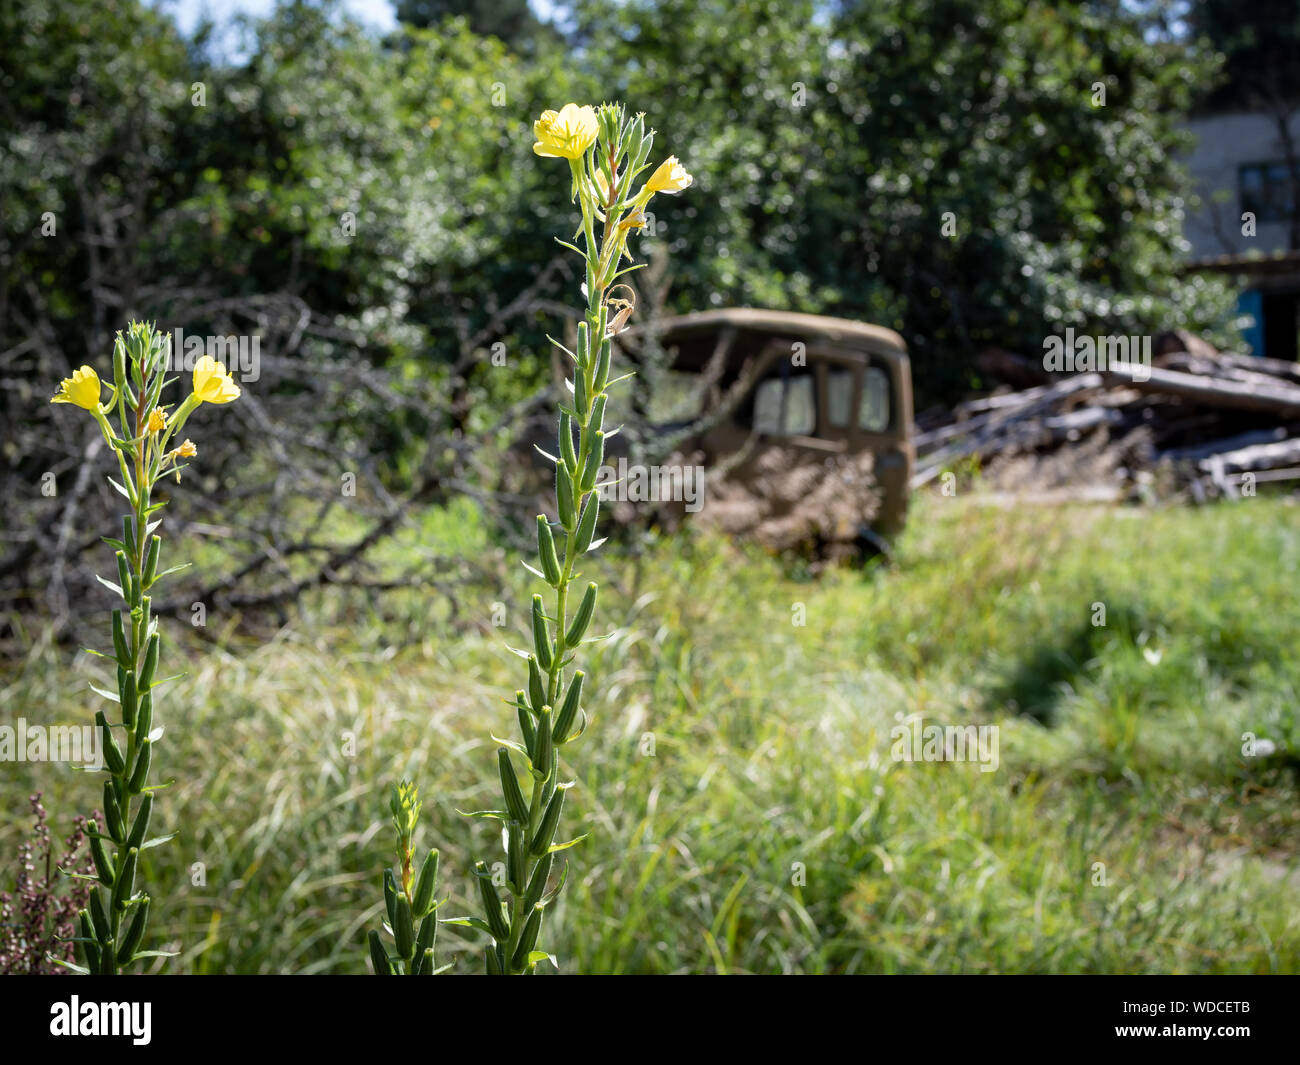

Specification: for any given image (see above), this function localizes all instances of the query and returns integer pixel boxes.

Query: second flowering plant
[446,102,691,974]
[49,322,240,972]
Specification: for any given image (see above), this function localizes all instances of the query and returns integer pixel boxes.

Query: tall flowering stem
[48,321,240,973]
[451,103,690,974]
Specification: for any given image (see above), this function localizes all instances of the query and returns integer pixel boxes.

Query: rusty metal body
[615,309,915,552]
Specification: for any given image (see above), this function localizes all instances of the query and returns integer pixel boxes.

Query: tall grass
[3,497,1297,972]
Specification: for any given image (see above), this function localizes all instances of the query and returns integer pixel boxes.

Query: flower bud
[516,691,535,750]
[559,410,578,472]
[511,907,543,973]
[111,848,138,912]
[139,634,160,689]
[532,706,554,783]
[126,738,151,794]
[574,493,600,555]
[97,711,125,775]
[103,782,125,843]
[499,748,530,824]
[565,582,598,646]
[531,595,552,671]
[111,610,130,668]
[553,671,584,745]
[507,820,528,894]
[393,894,414,960]
[527,656,546,716]
[537,515,562,586]
[368,929,392,975]
[557,462,577,530]
[126,793,153,851]
[530,787,566,857]
[475,861,510,941]
[524,851,553,910]
[90,834,115,886]
[116,898,149,964]
[412,848,439,918]
[580,431,605,492]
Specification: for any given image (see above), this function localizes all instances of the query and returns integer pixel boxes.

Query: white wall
[1182,110,1300,259]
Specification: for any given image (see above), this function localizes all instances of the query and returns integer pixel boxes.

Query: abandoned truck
[514,308,915,558]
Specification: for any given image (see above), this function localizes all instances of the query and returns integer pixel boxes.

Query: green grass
[3,497,1298,973]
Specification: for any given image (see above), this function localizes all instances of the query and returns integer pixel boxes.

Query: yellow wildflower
[147,408,166,433]
[618,209,648,233]
[50,366,103,411]
[533,104,599,160]
[176,439,197,458]
[191,355,241,405]
[644,156,693,195]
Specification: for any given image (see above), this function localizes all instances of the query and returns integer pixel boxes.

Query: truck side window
[752,377,783,434]
[751,370,815,436]
[784,374,815,435]
[859,366,890,431]
[826,368,854,428]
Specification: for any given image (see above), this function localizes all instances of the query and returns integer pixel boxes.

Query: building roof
[1184,250,1300,277]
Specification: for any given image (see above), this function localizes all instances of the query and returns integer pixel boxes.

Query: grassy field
[3,496,1298,973]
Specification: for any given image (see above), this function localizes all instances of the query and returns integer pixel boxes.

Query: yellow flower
[618,209,648,233]
[176,439,197,458]
[147,408,166,433]
[50,366,103,411]
[644,156,693,195]
[191,355,241,405]
[533,104,599,160]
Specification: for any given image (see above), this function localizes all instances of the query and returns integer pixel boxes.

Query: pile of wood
[913,333,1300,500]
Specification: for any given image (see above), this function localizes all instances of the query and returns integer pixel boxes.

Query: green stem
[493,123,630,974]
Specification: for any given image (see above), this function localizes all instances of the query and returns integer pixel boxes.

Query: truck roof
[618,308,908,372]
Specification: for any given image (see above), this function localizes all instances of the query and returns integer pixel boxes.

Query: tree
[396,0,554,53]
[575,0,1235,397]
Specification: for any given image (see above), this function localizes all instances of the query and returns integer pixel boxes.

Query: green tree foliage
[1187,0,1300,110]
[575,0,1237,395]
[396,0,555,53]
[1,0,589,447]
[0,0,1237,424]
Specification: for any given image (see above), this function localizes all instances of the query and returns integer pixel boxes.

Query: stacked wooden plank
[913,342,1300,499]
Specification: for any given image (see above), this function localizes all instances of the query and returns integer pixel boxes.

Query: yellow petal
[532,103,598,160]
[644,156,693,195]
[50,365,103,410]
[192,354,241,405]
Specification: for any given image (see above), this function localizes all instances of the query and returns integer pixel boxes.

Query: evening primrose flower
[618,208,648,234]
[164,438,197,479]
[533,104,599,160]
[644,156,693,195]
[191,355,240,404]
[50,366,104,411]
[147,408,166,433]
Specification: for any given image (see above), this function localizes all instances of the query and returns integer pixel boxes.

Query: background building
[1183,109,1300,360]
